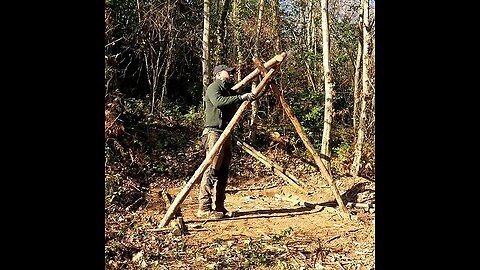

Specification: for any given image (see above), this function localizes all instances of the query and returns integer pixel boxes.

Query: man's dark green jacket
[204,79,243,131]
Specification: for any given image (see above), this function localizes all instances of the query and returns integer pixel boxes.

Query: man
[196,64,254,219]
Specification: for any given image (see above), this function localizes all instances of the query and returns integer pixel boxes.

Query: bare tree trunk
[353,40,362,133]
[273,0,281,52]
[104,6,114,97]
[304,1,321,95]
[213,0,231,64]
[351,0,370,176]
[249,0,265,145]
[353,7,363,134]
[232,0,244,81]
[306,0,312,51]
[159,28,175,112]
[320,0,334,174]
[202,0,212,96]
[312,0,317,54]
[369,37,375,138]
[136,0,162,115]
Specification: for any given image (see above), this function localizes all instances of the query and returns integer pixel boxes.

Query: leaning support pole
[252,57,348,213]
[159,67,279,228]
[233,135,308,194]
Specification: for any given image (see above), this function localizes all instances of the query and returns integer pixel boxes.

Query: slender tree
[272,0,281,52]
[320,0,334,173]
[232,0,244,82]
[249,0,265,145]
[159,22,176,112]
[213,0,232,64]
[351,0,370,176]
[353,5,363,133]
[202,0,212,96]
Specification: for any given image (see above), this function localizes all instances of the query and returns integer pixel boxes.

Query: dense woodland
[105,0,375,268]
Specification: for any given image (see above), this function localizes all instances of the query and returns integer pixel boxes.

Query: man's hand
[240,93,255,102]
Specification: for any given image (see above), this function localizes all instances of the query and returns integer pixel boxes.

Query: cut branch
[233,135,308,194]
[346,202,375,209]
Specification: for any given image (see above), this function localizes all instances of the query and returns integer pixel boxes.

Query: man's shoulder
[207,80,221,91]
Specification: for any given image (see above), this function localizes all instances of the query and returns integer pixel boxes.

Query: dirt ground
[137,174,375,270]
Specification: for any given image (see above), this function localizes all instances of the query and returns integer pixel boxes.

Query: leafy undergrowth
[105,211,374,270]
[105,224,301,269]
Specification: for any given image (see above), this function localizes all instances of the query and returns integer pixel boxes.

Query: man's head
[213,64,235,83]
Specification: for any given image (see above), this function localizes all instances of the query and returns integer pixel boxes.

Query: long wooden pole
[231,52,286,92]
[159,68,278,228]
[252,57,348,213]
[233,135,308,194]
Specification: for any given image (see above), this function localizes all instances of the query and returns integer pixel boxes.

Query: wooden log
[161,190,186,235]
[234,135,302,185]
[159,67,280,228]
[253,57,348,213]
[231,52,286,92]
[233,135,308,194]
[346,202,375,209]
[273,193,317,208]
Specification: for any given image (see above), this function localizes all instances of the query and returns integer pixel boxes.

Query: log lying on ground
[346,202,375,209]
[158,65,281,228]
[253,57,348,213]
[233,135,308,194]
[273,193,318,208]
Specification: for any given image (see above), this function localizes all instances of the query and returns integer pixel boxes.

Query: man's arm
[207,84,243,108]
